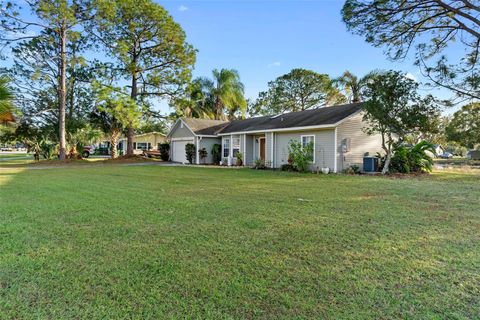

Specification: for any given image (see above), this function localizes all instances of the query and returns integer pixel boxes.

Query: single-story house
[118,132,167,155]
[167,103,384,172]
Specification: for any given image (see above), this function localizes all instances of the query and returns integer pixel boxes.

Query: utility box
[363,157,379,173]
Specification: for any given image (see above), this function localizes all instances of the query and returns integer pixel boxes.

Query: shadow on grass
[0,166,479,318]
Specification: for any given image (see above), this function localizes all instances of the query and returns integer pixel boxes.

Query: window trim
[232,137,240,157]
[136,142,149,150]
[301,135,315,163]
[223,138,230,158]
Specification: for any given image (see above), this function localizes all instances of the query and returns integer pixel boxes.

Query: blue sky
[2,0,456,114]
[159,0,453,111]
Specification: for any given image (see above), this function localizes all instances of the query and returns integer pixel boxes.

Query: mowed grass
[0,166,479,319]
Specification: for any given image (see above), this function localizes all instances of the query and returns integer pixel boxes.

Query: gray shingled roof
[177,103,363,136]
[218,102,363,134]
[181,118,229,135]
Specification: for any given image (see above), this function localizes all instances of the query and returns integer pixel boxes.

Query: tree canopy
[91,0,196,154]
[446,102,480,149]
[362,70,439,174]
[342,0,480,101]
[251,69,345,116]
[172,69,247,120]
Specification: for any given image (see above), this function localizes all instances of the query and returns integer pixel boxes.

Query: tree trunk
[381,150,392,175]
[215,97,222,120]
[58,25,67,160]
[127,65,138,156]
[110,129,120,159]
[126,125,134,156]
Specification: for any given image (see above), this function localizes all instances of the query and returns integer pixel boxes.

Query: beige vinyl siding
[336,111,384,171]
[133,133,166,150]
[274,129,336,171]
[199,137,221,164]
[170,122,195,139]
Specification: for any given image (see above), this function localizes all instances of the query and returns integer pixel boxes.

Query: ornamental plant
[287,140,313,173]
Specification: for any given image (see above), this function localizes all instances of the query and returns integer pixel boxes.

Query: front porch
[221,133,271,167]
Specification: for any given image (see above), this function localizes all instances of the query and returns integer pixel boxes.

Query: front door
[259,138,266,161]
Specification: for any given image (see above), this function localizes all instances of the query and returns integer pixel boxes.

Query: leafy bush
[39,140,56,159]
[159,143,170,161]
[199,148,208,163]
[445,143,468,157]
[281,164,296,172]
[253,158,264,169]
[343,164,361,175]
[236,152,243,166]
[379,141,436,173]
[185,143,196,164]
[287,140,313,173]
[211,144,221,164]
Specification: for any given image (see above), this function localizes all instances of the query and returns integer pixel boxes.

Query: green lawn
[0,166,479,319]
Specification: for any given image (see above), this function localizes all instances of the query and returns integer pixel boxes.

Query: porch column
[333,128,338,173]
[243,134,246,166]
[195,136,200,165]
[229,134,233,166]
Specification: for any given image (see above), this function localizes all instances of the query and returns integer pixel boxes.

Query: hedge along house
[167,103,384,172]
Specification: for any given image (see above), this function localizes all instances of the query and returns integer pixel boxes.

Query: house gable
[168,119,197,139]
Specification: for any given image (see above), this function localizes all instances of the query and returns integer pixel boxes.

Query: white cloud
[178,5,188,12]
[405,72,417,82]
[268,61,281,68]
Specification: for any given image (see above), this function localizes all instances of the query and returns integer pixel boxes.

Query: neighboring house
[118,132,167,155]
[167,103,384,172]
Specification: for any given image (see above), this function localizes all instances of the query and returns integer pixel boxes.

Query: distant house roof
[219,102,363,134]
[181,118,229,135]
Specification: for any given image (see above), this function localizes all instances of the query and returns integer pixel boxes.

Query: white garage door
[172,140,193,163]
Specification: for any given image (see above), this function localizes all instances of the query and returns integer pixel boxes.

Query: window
[301,135,315,162]
[223,138,230,157]
[136,142,148,150]
[232,137,240,157]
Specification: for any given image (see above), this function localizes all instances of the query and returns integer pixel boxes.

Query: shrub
[253,158,269,170]
[236,152,243,166]
[211,144,221,164]
[159,143,170,161]
[199,148,208,163]
[185,143,196,164]
[379,141,436,173]
[281,164,296,172]
[39,140,56,159]
[343,164,361,175]
[287,140,313,173]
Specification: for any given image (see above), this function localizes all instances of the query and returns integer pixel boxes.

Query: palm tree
[90,110,123,159]
[173,79,216,119]
[334,71,367,103]
[0,76,15,124]
[203,69,247,120]
[173,69,247,120]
